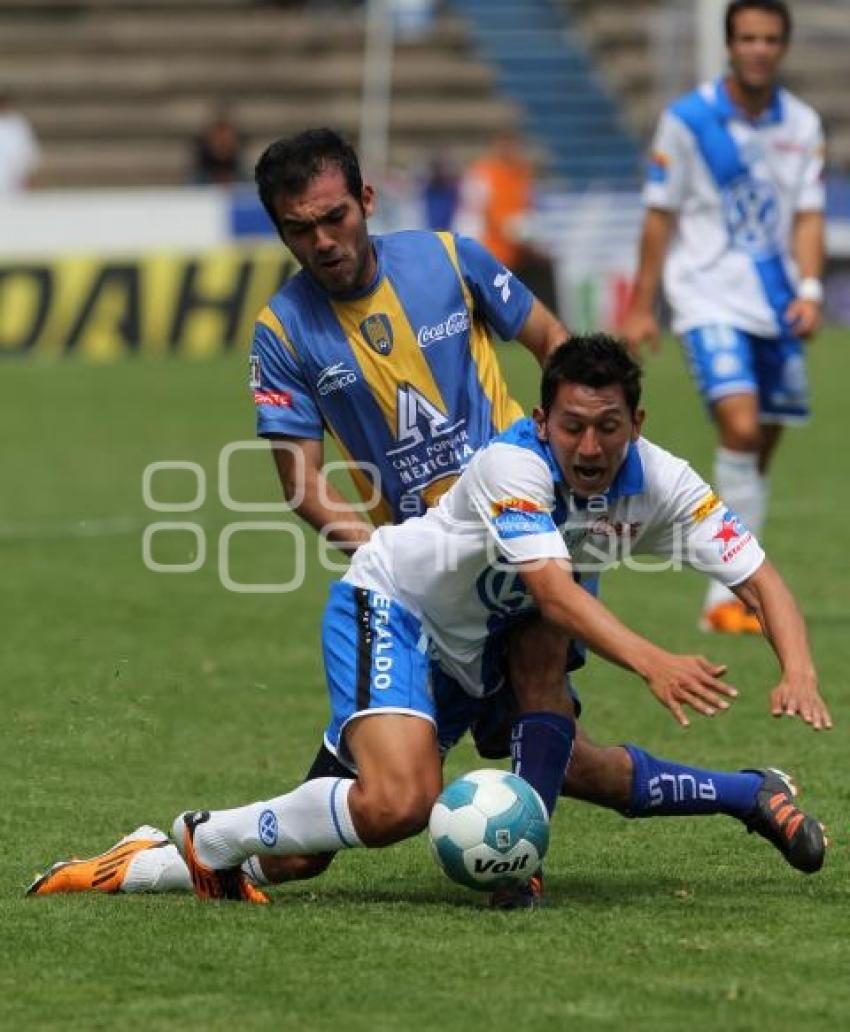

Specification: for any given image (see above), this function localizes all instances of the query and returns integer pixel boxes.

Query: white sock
[241,856,270,886]
[705,447,767,610]
[194,777,362,869]
[122,844,192,893]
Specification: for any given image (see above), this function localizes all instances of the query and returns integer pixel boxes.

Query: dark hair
[541,334,643,417]
[725,0,792,44]
[254,128,364,233]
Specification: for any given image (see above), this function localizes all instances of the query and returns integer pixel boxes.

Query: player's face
[274,166,376,294]
[534,381,644,498]
[727,9,788,92]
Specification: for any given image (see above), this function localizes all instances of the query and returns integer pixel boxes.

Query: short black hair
[541,334,643,418]
[725,0,792,44]
[254,128,364,233]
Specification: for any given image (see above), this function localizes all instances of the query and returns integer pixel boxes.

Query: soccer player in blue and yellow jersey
[250,128,563,536]
[248,129,579,900]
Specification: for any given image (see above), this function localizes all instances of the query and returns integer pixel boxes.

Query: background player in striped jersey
[622,0,825,635]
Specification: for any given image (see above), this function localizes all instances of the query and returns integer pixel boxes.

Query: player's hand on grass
[770,676,833,730]
[620,309,661,357]
[646,653,737,727]
[784,297,821,338]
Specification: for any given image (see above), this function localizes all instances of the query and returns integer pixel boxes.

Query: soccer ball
[428,769,550,892]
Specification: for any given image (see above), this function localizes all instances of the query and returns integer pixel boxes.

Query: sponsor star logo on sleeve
[712,510,752,562]
[712,513,740,548]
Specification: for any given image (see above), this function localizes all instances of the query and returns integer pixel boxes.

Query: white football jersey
[643,79,824,338]
[346,419,765,696]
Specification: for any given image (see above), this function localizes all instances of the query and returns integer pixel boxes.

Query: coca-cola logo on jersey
[417,310,470,349]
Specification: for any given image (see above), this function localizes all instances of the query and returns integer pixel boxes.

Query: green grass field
[2,333,848,1031]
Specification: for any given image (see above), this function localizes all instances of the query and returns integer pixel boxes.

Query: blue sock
[511,712,576,816]
[624,745,761,818]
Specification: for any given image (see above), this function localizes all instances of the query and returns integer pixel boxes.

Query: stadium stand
[4,0,846,191]
[0,0,520,187]
[448,0,640,187]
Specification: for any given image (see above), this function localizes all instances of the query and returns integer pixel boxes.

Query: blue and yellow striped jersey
[250,230,532,524]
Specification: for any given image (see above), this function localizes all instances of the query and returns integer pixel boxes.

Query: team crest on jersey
[721,175,781,258]
[361,313,394,355]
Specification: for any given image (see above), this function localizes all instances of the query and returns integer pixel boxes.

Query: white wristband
[798,277,824,303]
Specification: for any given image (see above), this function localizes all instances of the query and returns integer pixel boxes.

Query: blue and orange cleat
[172,811,269,904]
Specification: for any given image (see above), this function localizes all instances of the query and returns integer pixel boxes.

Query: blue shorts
[322,582,433,769]
[432,664,583,760]
[681,325,809,423]
[322,584,585,768]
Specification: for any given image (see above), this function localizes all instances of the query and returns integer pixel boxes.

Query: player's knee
[718,418,760,453]
[353,783,435,847]
[260,852,336,884]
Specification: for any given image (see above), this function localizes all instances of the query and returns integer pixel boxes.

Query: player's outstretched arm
[620,208,674,357]
[516,297,570,366]
[734,560,832,730]
[271,435,374,557]
[518,558,736,727]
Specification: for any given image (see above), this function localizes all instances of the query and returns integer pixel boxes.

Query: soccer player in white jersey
[622,0,825,634]
[93,334,825,906]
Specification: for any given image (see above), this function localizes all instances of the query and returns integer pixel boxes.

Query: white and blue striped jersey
[345,419,765,697]
[644,78,824,338]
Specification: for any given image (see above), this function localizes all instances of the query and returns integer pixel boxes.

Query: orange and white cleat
[172,811,269,904]
[699,600,762,635]
[27,825,169,896]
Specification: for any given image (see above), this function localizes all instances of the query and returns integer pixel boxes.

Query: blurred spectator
[458,129,556,308]
[458,129,534,268]
[192,108,244,186]
[0,91,40,193]
[421,157,459,231]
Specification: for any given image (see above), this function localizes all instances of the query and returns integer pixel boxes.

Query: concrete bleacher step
[0,3,512,187]
[0,9,471,53]
[3,52,495,101]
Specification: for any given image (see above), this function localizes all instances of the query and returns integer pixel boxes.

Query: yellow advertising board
[0,244,297,359]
